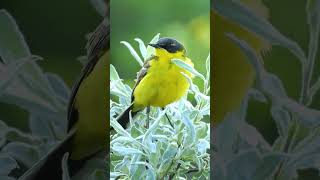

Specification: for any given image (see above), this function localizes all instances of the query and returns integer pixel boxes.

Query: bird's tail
[116,103,137,128]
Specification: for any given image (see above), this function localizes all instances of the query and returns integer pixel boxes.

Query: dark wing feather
[67,20,110,131]
[131,55,157,102]
[115,55,157,128]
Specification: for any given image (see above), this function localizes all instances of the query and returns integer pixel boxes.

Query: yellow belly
[133,58,192,111]
[212,0,269,124]
[70,52,108,160]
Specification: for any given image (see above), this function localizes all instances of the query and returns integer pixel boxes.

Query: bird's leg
[162,107,174,129]
[145,106,150,128]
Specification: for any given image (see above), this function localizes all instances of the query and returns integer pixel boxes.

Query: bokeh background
[110,0,210,89]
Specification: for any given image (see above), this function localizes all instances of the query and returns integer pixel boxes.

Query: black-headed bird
[116,37,194,127]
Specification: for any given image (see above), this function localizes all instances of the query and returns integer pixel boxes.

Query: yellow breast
[70,52,108,160]
[133,52,193,111]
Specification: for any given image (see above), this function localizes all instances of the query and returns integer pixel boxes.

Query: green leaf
[111,136,134,145]
[196,123,208,139]
[143,110,166,144]
[172,59,205,81]
[110,86,128,98]
[29,114,56,139]
[213,1,307,64]
[114,156,129,172]
[120,41,144,66]
[110,172,127,179]
[252,153,287,180]
[133,162,156,180]
[282,98,320,127]
[181,114,196,146]
[6,127,40,145]
[2,142,39,168]
[0,155,18,175]
[161,142,178,162]
[271,105,291,136]
[225,150,261,180]
[110,119,132,138]
[0,56,41,97]
[0,10,31,62]
[134,38,147,60]
[61,153,71,180]
[238,121,271,150]
[180,148,197,160]
[0,10,61,111]
[46,72,70,103]
[196,139,209,155]
[206,53,211,81]
[145,33,160,59]
[248,88,267,103]
[277,136,320,179]
[129,154,145,179]
[112,146,145,156]
[226,33,265,84]
[110,64,120,81]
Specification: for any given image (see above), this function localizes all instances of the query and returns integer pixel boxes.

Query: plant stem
[300,5,320,104]
[168,163,181,180]
[282,4,320,178]
[160,144,181,180]
[300,65,308,104]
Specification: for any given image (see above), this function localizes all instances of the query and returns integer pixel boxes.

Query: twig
[168,163,181,180]
[186,168,200,174]
[165,113,174,129]
[159,143,181,180]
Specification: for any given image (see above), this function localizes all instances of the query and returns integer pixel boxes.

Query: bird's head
[148,37,186,58]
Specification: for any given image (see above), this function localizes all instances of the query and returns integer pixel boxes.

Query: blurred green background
[110,0,210,88]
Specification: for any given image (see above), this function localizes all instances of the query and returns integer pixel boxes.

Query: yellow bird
[212,0,270,124]
[116,37,193,127]
[20,20,109,180]
[68,25,108,160]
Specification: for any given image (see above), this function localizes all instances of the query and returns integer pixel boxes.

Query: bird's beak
[148,43,160,48]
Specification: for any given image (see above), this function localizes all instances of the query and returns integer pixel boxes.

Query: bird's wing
[67,20,110,131]
[131,55,158,102]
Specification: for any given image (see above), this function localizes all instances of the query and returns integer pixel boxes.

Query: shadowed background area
[0,0,100,131]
